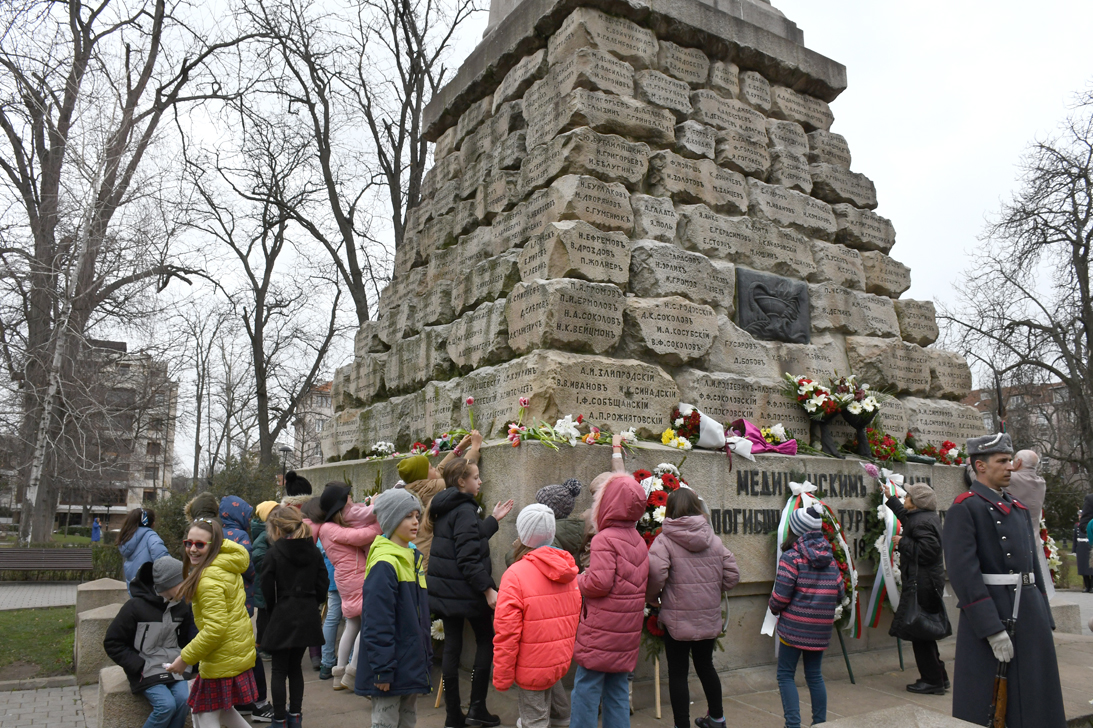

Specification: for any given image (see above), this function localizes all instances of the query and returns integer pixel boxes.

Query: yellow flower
[661,428,676,445]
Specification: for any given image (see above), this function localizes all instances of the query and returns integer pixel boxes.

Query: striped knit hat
[789,506,822,536]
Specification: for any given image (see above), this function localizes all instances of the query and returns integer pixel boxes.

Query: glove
[987,631,1013,662]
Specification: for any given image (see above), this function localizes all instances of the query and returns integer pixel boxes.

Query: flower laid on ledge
[830,374,882,415]
[464,396,476,430]
[761,423,790,445]
[915,439,966,465]
[370,441,395,457]
[845,427,906,462]
[553,415,581,447]
[783,373,840,420]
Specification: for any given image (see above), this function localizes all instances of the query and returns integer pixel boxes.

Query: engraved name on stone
[860,250,911,298]
[527,88,676,149]
[769,87,834,132]
[768,150,812,194]
[715,128,771,178]
[739,71,772,113]
[689,91,767,140]
[892,299,939,347]
[809,240,865,290]
[549,174,634,234]
[903,397,987,443]
[506,279,625,354]
[656,41,709,86]
[845,336,931,396]
[703,316,780,381]
[746,179,837,241]
[832,204,896,253]
[491,130,527,171]
[494,49,547,113]
[707,61,740,99]
[674,121,716,160]
[384,324,454,394]
[676,204,817,280]
[547,7,659,69]
[622,296,718,365]
[519,127,650,194]
[810,164,879,210]
[353,354,387,402]
[634,70,693,118]
[676,369,811,435]
[446,299,513,370]
[419,281,455,327]
[450,250,522,315]
[630,194,679,242]
[517,220,632,285]
[628,240,735,311]
[455,94,494,149]
[766,120,808,156]
[928,349,973,401]
[808,283,900,338]
[647,150,748,214]
[807,130,851,169]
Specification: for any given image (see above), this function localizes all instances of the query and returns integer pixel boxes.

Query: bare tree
[942,90,1093,483]
[0,0,253,541]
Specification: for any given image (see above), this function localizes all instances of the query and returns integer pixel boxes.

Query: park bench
[0,547,93,571]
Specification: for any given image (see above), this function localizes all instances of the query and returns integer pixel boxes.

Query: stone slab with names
[770,86,834,131]
[656,41,709,86]
[620,295,719,365]
[807,129,852,168]
[809,282,900,338]
[860,249,911,298]
[433,125,457,164]
[353,354,388,402]
[527,87,676,149]
[676,368,813,440]
[832,203,896,253]
[845,336,932,397]
[483,169,522,220]
[630,194,679,242]
[506,278,625,355]
[902,396,987,445]
[647,150,749,213]
[525,48,635,112]
[714,128,771,178]
[494,49,547,112]
[490,130,527,171]
[419,280,456,328]
[628,240,735,311]
[634,70,693,118]
[893,299,939,346]
[746,178,837,240]
[766,119,808,156]
[735,268,811,344]
[674,120,716,160]
[454,94,494,150]
[707,61,740,99]
[767,149,812,194]
[354,322,387,358]
[446,299,513,371]
[810,163,879,210]
[450,250,522,315]
[546,7,659,70]
[928,348,973,401]
[739,70,772,113]
[549,174,635,233]
[677,204,818,280]
[810,240,866,290]
[689,91,768,140]
[519,127,650,194]
[517,220,632,285]
[383,324,454,395]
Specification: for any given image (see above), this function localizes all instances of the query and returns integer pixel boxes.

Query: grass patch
[51,534,92,544]
[0,607,75,678]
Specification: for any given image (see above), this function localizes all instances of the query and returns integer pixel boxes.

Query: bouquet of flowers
[818,507,858,630]
[429,433,456,456]
[761,423,791,445]
[369,441,396,457]
[845,427,907,462]
[916,440,966,466]
[829,375,882,417]
[783,373,840,420]
[1041,516,1061,584]
[667,406,701,445]
[409,441,431,455]
[633,463,688,549]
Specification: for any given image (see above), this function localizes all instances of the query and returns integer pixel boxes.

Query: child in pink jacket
[493,504,582,728]
[570,473,648,728]
[312,483,382,691]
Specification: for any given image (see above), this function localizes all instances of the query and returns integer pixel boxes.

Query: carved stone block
[419,280,456,327]
[628,240,735,311]
[621,296,718,365]
[635,70,693,119]
[525,48,635,113]
[447,299,513,371]
[483,169,522,220]
[547,7,659,69]
[860,250,911,298]
[450,250,522,315]
[434,126,458,163]
[520,127,650,194]
[770,86,834,131]
[677,204,817,280]
[353,354,388,403]
[809,240,866,290]
[491,130,527,171]
[808,282,901,338]
[832,204,896,253]
[676,369,812,439]
[494,49,547,113]
[747,179,837,240]
[354,322,388,358]
[739,71,772,113]
[527,88,676,149]
[689,91,767,140]
[893,299,939,347]
[902,396,987,444]
[384,324,454,395]
[845,336,932,396]
[631,194,679,242]
[455,95,494,150]
[715,128,771,178]
[707,61,740,99]
[810,163,879,210]
[674,121,716,160]
[518,220,632,285]
[704,316,779,380]
[766,120,809,156]
[807,130,852,168]
[506,278,625,355]
[768,150,812,194]
[928,349,973,401]
[735,268,810,344]
[549,174,634,233]
[647,150,748,214]
[657,41,709,85]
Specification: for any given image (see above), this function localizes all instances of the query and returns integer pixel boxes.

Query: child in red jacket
[493,504,582,728]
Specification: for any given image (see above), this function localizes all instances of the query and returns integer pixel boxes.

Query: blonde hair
[177,519,223,603]
[267,505,311,541]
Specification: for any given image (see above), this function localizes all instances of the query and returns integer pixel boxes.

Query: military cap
[966,432,1013,457]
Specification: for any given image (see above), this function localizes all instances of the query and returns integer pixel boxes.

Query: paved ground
[0,583,78,611]
[0,685,86,728]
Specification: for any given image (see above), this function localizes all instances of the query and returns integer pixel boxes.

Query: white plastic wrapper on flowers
[1038,512,1057,600]
[862,469,907,627]
[677,403,754,460]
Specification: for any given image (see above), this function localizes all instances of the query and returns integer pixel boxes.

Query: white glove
[987,631,1013,662]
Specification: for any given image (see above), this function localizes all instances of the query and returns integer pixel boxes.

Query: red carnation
[648,490,668,507]
[646,614,665,636]
[633,469,653,482]
[661,473,680,491]
[576,414,584,424]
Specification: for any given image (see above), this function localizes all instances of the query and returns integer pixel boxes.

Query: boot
[443,675,467,728]
[465,668,500,727]
[287,713,302,728]
[340,661,356,691]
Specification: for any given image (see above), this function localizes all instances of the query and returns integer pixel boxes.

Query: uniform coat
[426,487,499,619]
[943,480,1065,727]
[573,476,648,674]
[260,536,328,651]
[646,515,739,641]
[180,538,257,678]
[886,496,946,638]
[492,546,582,691]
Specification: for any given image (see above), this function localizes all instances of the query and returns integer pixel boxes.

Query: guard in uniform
[942,433,1065,727]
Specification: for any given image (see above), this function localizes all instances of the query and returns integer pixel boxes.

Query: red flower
[642,531,656,547]
[576,414,584,424]
[661,473,680,491]
[646,614,665,636]
[648,490,668,507]
[633,469,653,482]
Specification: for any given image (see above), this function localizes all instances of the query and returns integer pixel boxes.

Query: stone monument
[322,0,984,458]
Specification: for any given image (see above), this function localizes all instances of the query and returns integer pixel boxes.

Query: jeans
[271,646,307,719]
[322,589,343,668]
[142,680,190,728]
[663,633,722,727]
[570,666,629,728]
[776,643,826,728]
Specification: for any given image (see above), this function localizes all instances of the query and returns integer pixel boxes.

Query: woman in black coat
[261,506,328,726]
[427,458,513,728]
[1077,493,1093,591]
[885,482,949,694]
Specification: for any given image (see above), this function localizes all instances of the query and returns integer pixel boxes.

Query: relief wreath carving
[735,268,811,344]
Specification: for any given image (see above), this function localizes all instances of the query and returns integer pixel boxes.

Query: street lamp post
[279,445,292,482]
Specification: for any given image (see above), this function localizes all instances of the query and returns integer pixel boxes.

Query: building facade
[294,381,332,469]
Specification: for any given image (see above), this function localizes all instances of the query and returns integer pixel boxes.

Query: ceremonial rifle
[988,619,1015,728]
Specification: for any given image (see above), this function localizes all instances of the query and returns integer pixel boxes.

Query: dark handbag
[898,539,952,641]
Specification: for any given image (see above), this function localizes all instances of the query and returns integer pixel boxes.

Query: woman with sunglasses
[167,518,258,728]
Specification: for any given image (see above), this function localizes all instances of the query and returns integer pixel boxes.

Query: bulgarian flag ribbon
[861,469,906,633]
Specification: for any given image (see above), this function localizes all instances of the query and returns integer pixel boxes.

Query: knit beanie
[374,489,423,538]
[152,556,184,593]
[184,492,220,523]
[255,501,278,521]
[397,455,430,484]
[516,504,556,549]
[284,471,312,496]
[535,478,582,520]
[906,483,938,512]
[789,505,822,536]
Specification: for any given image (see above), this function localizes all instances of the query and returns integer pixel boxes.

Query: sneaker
[311,652,322,671]
[258,649,273,662]
[695,716,726,728]
[320,666,333,680]
[251,703,276,722]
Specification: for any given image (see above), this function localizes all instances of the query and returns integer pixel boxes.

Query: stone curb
[0,674,78,692]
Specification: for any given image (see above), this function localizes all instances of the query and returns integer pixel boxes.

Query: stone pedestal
[76,578,128,615]
[97,666,193,728]
[76,602,122,686]
[1049,598,1083,634]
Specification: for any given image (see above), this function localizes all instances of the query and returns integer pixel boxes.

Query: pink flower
[519,397,529,407]
[863,463,880,479]
[466,396,474,405]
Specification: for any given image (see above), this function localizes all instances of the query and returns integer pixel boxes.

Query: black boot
[443,675,466,728]
[465,668,500,727]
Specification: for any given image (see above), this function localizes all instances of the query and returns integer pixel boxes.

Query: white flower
[644,605,651,617]
[674,417,684,427]
[654,463,680,477]
[372,441,395,456]
[620,427,637,443]
[862,396,880,412]
[640,512,652,525]
[553,415,581,446]
[846,401,863,415]
[678,404,694,417]
[431,619,444,640]
[653,506,666,522]
[770,423,787,441]
[806,395,826,412]
[834,605,843,620]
